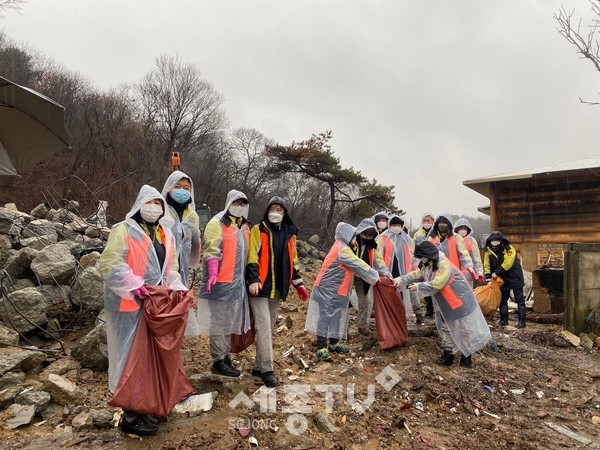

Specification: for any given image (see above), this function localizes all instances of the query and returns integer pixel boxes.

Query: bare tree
[556,2,600,104]
[136,54,228,161]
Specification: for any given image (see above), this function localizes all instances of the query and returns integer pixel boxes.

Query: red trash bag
[231,308,255,353]
[474,277,504,317]
[373,276,408,350]
[109,286,195,416]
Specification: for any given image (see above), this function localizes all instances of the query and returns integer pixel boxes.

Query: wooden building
[463,158,600,273]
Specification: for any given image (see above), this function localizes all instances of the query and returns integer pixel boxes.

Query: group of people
[98,173,526,437]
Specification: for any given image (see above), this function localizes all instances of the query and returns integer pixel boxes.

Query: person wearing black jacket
[246,197,308,387]
[484,231,526,328]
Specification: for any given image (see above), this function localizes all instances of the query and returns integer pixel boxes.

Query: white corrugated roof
[463,157,600,197]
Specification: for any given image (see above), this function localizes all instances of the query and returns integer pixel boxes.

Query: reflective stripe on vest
[403,241,413,273]
[287,236,296,281]
[258,231,271,285]
[314,241,353,296]
[382,236,394,268]
[439,274,463,310]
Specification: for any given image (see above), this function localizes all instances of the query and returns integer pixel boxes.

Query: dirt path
[2,298,599,450]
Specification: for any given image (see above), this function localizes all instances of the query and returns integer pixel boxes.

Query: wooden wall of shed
[489,170,600,251]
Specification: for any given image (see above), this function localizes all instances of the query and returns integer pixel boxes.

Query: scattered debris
[544,421,594,446]
[559,330,581,347]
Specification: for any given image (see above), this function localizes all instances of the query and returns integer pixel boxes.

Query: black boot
[120,412,158,436]
[436,350,454,366]
[424,297,434,317]
[260,371,279,388]
[212,359,241,377]
[459,355,472,368]
[415,313,424,325]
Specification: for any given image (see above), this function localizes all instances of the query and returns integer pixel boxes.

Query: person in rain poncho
[484,231,526,328]
[197,190,251,377]
[398,241,491,368]
[413,212,435,241]
[246,196,308,387]
[413,213,435,317]
[352,218,393,335]
[372,211,389,235]
[161,171,202,334]
[99,185,187,436]
[427,213,474,279]
[379,215,424,324]
[306,222,385,360]
[453,218,484,288]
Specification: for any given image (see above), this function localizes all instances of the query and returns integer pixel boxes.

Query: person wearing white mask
[99,185,188,436]
[246,197,307,387]
[413,213,435,240]
[413,213,436,316]
[197,190,251,377]
[453,218,484,288]
[372,212,389,235]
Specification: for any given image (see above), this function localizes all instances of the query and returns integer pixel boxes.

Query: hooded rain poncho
[453,218,483,279]
[197,190,251,335]
[99,185,187,392]
[305,222,379,340]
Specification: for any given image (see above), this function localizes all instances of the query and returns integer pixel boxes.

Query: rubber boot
[424,297,434,317]
[436,350,454,366]
[498,303,509,325]
[459,355,473,368]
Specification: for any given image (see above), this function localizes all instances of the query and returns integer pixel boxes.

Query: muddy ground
[2,285,599,450]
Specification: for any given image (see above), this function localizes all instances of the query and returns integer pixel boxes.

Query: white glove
[249,282,261,296]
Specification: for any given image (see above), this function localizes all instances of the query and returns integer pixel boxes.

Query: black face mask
[437,224,450,233]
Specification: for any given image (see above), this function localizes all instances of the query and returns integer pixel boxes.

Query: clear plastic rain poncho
[161,171,202,288]
[400,254,491,357]
[161,171,202,335]
[453,218,483,278]
[98,185,187,392]
[427,213,473,271]
[380,215,415,317]
[196,190,251,335]
[305,222,379,340]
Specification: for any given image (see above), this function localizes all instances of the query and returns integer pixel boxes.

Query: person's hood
[335,222,356,245]
[222,189,249,218]
[486,231,510,249]
[355,218,378,236]
[429,213,454,237]
[125,184,173,228]
[388,214,405,227]
[263,196,295,228]
[371,211,389,224]
[454,218,473,235]
[413,240,440,260]
[161,170,195,209]
[420,212,435,223]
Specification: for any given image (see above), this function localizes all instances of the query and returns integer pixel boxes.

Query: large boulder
[30,203,49,219]
[0,322,19,347]
[0,287,47,333]
[70,266,104,314]
[20,219,58,244]
[0,347,47,373]
[4,247,38,279]
[0,234,12,265]
[42,373,86,406]
[0,207,32,234]
[30,243,76,284]
[37,284,72,316]
[71,323,108,371]
[15,390,51,413]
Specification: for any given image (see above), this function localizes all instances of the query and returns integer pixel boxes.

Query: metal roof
[463,157,600,198]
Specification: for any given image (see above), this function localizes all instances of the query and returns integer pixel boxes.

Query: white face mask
[268,212,283,223]
[422,223,433,230]
[377,220,388,230]
[389,225,403,235]
[420,257,430,264]
[457,229,468,237]
[229,204,246,218]
[490,240,501,247]
[140,203,163,223]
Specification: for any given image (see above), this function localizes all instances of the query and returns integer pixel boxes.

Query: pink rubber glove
[478,274,484,283]
[468,267,476,280]
[206,258,219,294]
[296,285,309,301]
[131,286,149,301]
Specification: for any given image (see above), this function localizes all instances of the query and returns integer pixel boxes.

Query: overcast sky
[2,0,600,227]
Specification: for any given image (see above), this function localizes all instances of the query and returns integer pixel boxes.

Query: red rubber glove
[206,258,219,293]
[296,285,309,301]
[131,286,149,300]
[478,275,484,283]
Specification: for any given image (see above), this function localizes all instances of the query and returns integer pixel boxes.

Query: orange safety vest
[429,235,459,268]
[120,226,171,312]
[439,274,464,310]
[258,232,296,286]
[216,223,250,283]
[381,235,394,268]
[314,241,354,296]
